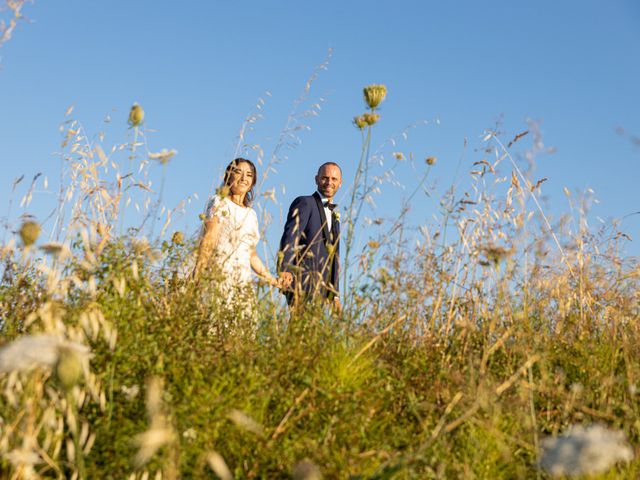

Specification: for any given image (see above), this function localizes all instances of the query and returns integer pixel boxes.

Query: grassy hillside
[0,90,639,479]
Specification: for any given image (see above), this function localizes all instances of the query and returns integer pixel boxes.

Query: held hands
[263,271,293,290]
[279,272,293,290]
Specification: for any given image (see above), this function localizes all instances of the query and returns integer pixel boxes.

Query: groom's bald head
[317,162,342,176]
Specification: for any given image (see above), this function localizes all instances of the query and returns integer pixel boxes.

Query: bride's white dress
[205,194,260,329]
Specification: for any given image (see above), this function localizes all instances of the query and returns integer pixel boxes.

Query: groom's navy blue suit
[279,191,340,303]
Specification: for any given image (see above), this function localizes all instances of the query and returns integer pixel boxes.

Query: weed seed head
[171,231,184,245]
[128,103,144,127]
[55,347,83,389]
[426,156,437,165]
[19,220,40,247]
[149,148,177,165]
[363,84,387,109]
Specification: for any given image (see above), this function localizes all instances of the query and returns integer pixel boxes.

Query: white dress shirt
[317,192,333,232]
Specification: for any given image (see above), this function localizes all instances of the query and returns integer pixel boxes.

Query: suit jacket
[278,192,340,301]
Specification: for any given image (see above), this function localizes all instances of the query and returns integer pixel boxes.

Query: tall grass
[0,78,639,480]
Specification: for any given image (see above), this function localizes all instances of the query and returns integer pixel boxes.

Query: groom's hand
[279,272,293,289]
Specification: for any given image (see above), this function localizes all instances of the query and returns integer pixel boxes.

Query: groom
[278,162,342,310]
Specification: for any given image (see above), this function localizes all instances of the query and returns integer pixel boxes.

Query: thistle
[363,84,387,109]
[128,102,144,127]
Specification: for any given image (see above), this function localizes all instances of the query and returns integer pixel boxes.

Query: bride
[193,158,281,330]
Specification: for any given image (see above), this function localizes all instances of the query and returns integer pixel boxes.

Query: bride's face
[228,162,254,196]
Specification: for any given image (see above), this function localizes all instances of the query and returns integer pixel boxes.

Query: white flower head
[539,424,634,477]
[0,334,90,374]
[121,384,140,401]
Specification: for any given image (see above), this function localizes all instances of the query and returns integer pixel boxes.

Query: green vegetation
[0,84,638,479]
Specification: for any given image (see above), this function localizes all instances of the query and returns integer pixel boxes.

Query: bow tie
[323,201,337,211]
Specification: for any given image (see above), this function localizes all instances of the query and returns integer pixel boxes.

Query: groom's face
[315,164,342,199]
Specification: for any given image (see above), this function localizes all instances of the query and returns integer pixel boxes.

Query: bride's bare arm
[250,249,279,287]
[193,217,221,278]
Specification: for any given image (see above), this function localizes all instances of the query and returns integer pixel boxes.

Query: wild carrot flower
[353,115,367,130]
[363,84,387,109]
[363,112,380,126]
[0,334,90,374]
[539,424,634,477]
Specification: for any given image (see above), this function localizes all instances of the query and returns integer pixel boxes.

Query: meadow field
[1,79,639,480]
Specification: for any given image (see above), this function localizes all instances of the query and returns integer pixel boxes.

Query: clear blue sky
[1,0,639,260]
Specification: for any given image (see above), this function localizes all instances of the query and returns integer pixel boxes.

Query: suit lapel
[312,192,330,243]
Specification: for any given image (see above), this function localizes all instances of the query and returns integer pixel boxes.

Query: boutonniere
[332,210,341,222]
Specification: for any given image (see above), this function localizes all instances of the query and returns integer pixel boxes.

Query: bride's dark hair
[222,157,257,207]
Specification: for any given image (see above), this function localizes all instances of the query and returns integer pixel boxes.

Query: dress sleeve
[205,195,225,220]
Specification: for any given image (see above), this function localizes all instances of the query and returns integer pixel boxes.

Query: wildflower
[363,84,387,109]
[0,334,90,374]
[19,220,40,246]
[363,112,380,126]
[539,424,634,477]
[353,115,367,130]
[128,103,144,127]
[121,384,140,400]
[149,148,177,165]
[171,231,184,245]
[426,156,437,165]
